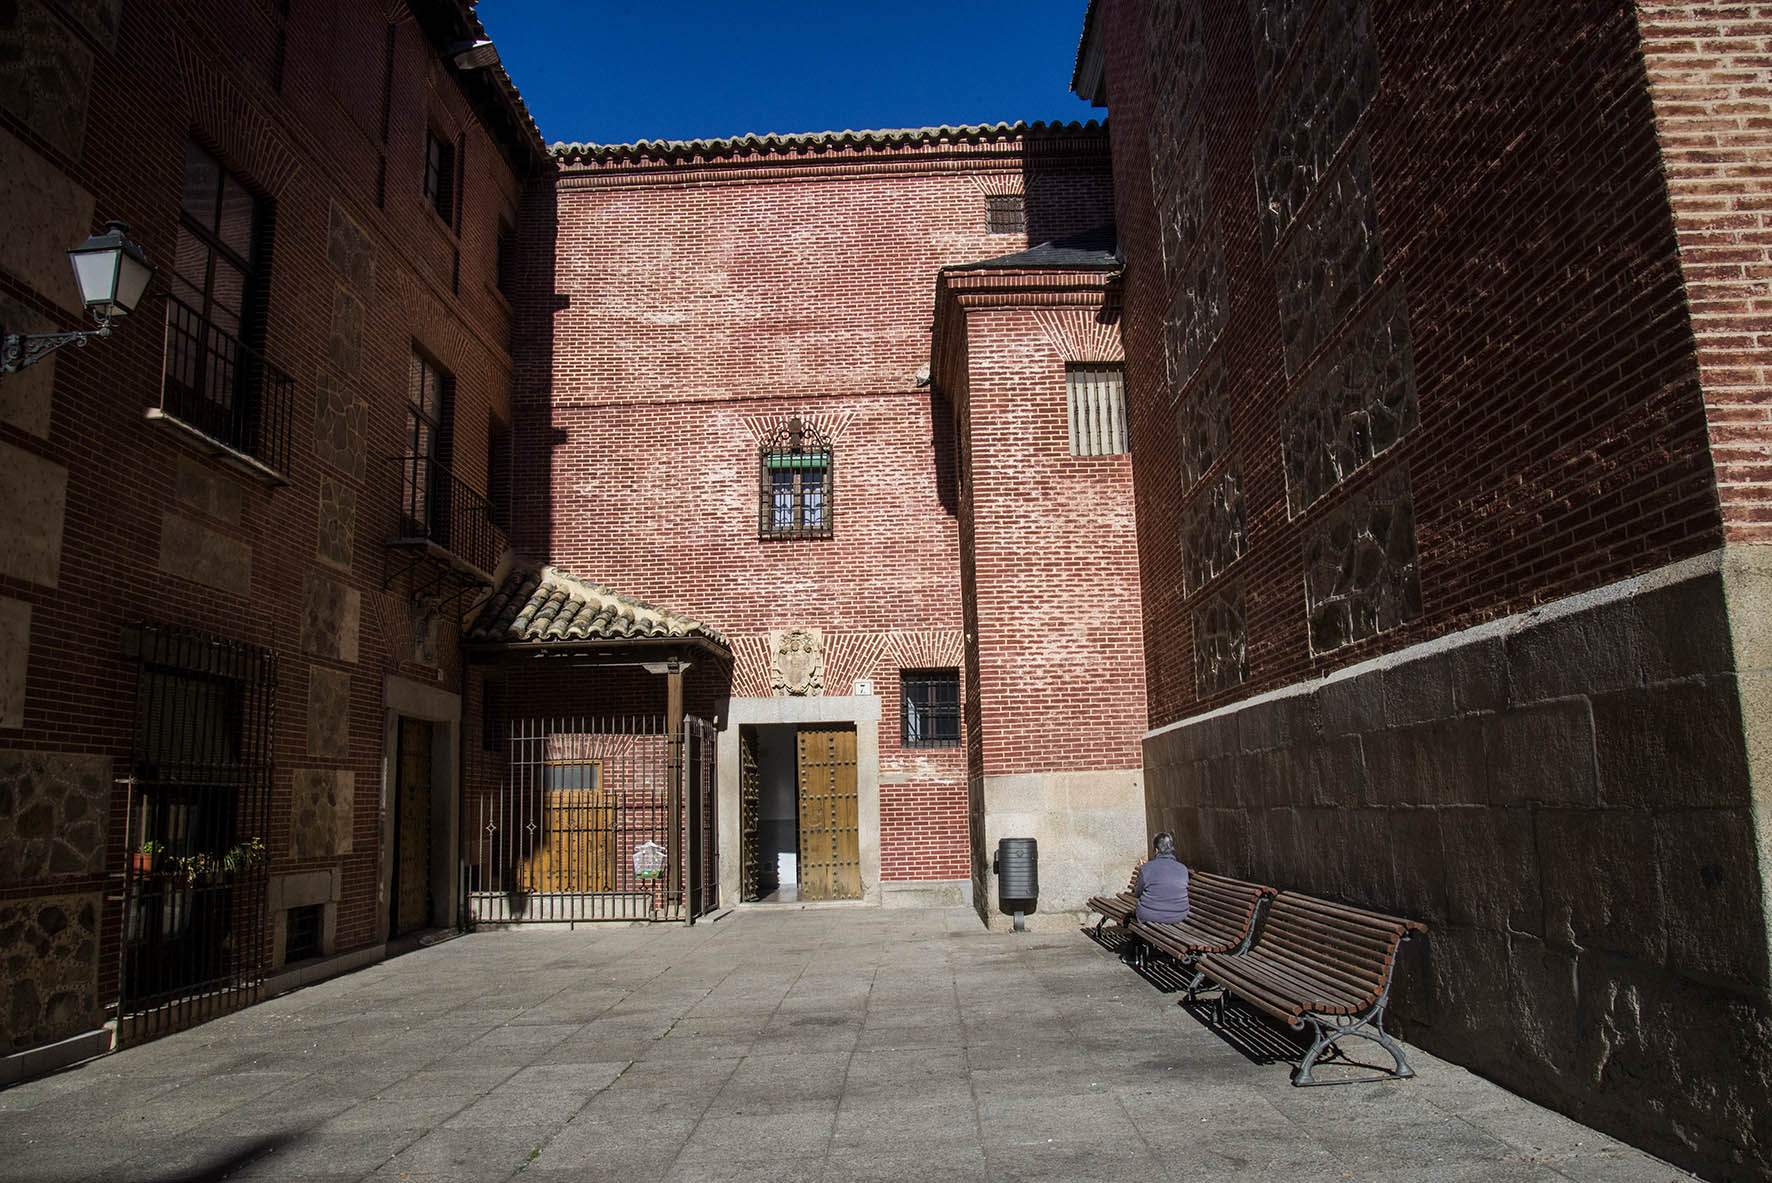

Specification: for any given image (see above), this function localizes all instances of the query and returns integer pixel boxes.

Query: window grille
[120,622,277,1043]
[758,417,834,540]
[901,669,961,748]
[1066,364,1129,456]
[986,193,1026,235]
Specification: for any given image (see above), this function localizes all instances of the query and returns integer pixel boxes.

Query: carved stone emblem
[770,628,824,697]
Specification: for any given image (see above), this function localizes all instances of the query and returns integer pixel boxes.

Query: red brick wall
[1095,0,1722,730]
[1,0,530,993]
[956,305,1147,776]
[524,134,1115,880]
[1636,1,1772,540]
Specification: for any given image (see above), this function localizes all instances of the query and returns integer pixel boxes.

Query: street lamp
[2,220,154,374]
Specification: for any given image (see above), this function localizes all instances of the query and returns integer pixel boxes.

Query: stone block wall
[1144,553,1772,1175]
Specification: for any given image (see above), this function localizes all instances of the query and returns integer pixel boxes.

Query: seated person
[1133,831,1189,924]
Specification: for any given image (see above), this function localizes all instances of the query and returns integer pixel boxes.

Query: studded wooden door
[796,725,860,900]
[394,717,432,934]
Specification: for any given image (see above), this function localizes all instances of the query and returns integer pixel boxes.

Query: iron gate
[464,715,718,925]
[118,623,276,1044]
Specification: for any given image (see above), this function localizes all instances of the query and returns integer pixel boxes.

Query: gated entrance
[465,715,718,924]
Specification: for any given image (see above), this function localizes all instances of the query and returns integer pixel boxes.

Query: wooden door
[519,785,613,892]
[796,725,860,900]
[394,717,432,934]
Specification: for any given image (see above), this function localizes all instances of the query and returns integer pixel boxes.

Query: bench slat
[1213,951,1376,1014]
[1259,915,1400,978]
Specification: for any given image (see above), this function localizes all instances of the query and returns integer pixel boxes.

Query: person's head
[1153,832,1175,856]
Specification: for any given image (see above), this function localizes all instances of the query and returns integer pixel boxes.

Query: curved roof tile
[552,119,1106,165]
[468,566,728,650]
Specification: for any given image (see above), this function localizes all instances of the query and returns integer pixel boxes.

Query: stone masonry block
[301,571,360,663]
[158,513,252,598]
[315,475,357,570]
[1385,807,1448,927]
[327,201,375,295]
[1381,654,1455,728]
[1507,603,1643,706]
[1439,805,1540,934]
[327,285,363,375]
[1505,933,1582,1081]
[1654,808,1767,991]
[1415,925,1512,1061]
[1364,717,1484,807]
[290,769,354,859]
[1481,699,1598,809]
[0,127,95,312]
[0,6,92,167]
[1316,669,1383,737]
[1573,954,1772,1174]
[0,442,65,588]
[1306,735,1367,808]
[0,751,109,883]
[0,294,54,438]
[172,456,245,525]
[306,666,351,759]
[1448,635,1509,715]
[313,370,367,480]
[1233,692,1318,753]
[1722,545,1772,675]
[1634,569,1733,683]
[1535,809,1665,965]
[0,597,26,729]
[0,893,102,1052]
[1593,679,1749,811]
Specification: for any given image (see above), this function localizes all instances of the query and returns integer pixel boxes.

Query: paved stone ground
[0,909,1690,1182]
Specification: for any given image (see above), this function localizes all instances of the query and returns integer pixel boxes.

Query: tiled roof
[552,120,1106,165]
[467,566,728,649]
[944,225,1121,272]
[413,1,550,171]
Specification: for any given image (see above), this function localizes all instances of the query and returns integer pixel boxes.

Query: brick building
[470,124,1143,927]
[1074,0,1772,1175]
[1,0,546,1078]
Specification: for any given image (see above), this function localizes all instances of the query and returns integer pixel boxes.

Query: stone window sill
[144,409,287,488]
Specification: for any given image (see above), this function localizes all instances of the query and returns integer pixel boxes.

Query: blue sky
[475,1,1099,147]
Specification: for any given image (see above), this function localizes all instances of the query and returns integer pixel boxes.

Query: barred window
[1066,364,1129,456]
[986,193,1026,235]
[901,669,961,748]
[759,417,834,540]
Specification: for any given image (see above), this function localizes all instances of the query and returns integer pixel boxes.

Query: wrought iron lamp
[2,220,154,374]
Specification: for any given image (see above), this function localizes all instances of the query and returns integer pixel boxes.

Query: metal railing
[391,454,507,579]
[464,715,719,925]
[161,297,293,475]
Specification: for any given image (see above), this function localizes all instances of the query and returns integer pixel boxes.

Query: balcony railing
[160,297,293,476]
[390,454,507,581]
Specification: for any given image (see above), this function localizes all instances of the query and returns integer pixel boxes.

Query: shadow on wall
[512,170,561,565]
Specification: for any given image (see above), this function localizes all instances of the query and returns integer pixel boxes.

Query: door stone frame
[717,695,881,906]
[380,675,460,939]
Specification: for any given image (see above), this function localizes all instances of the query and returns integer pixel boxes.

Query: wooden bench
[1196,892,1425,1085]
[1125,871,1276,990]
[1085,864,1141,932]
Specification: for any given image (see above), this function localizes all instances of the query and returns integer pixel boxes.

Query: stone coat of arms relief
[770,628,824,696]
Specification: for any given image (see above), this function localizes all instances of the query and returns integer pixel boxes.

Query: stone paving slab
[0,908,1692,1182]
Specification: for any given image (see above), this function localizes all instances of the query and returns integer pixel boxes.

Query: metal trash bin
[993,837,1038,931]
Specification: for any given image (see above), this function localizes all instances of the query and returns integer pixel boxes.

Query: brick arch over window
[757,416,834,540]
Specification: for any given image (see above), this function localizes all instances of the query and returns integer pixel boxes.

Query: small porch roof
[465,565,729,663]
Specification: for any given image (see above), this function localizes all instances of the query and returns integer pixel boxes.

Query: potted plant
[132,840,164,876]
[221,837,266,876]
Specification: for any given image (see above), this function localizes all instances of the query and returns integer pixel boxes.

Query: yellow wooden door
[396,717,432,933]
[520,786,613,892]
[796,726,860,900]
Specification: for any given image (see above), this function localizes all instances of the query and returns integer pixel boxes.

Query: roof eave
[1071,0,1108,107]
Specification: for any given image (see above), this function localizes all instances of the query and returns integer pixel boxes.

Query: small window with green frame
[759,416,833,539]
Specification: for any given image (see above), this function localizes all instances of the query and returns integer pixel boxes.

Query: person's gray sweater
[1133,853,1190,924]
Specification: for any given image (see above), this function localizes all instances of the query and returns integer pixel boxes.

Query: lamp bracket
[2,312,113,375]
